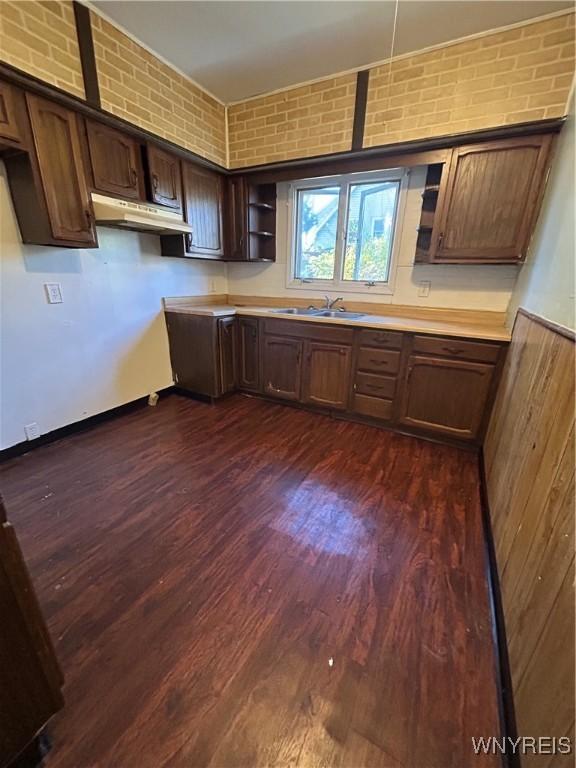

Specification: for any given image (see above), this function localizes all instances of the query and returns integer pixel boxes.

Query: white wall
[228,167,519,312]
[507,99,575,332]
[0,162,227,449]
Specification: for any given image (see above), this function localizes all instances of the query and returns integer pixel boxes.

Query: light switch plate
[45,283,63,303]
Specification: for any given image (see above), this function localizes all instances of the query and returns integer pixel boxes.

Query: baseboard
[479,449,520,768]
[0,387,175,463]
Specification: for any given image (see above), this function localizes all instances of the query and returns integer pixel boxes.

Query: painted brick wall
[91,13,226,166]
[0,0,84,98]
[227,75,356,169]
[364,13,575,147]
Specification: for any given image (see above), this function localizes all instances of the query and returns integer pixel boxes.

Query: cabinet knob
[442,346,464,355]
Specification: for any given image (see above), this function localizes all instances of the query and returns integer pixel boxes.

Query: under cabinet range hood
[91,193,192,235]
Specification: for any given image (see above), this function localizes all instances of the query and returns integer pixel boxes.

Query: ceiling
[91,1,573,103]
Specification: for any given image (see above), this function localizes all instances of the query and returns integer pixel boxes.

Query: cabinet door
[0,497,63,767]
[303,341,352,410]
[86,121,143,200]
[431,135,552,263]
[218,317,237,394]
[0,81,21,144]
[147,144,182,210]
[399,355,494,441]
[263,336,302,401]
[226,176,247,260]
[26,94,96,244]
[183,163,224,257]
[238,317,260,391]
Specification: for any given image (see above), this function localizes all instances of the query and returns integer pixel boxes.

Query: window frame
[286,168,409,295]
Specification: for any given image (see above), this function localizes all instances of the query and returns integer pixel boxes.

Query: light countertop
[163,302,511,342]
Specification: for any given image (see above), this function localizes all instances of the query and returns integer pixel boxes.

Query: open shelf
[415,163,444,264]
[249,202,275,211]
[247,181,277,261]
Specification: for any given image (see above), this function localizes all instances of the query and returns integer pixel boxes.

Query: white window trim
[285,168,410,296]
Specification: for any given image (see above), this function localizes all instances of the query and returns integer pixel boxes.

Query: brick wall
[364,13,575,147]
[227,75,356,169]
[91,13,226,166]
[0,0,84,98]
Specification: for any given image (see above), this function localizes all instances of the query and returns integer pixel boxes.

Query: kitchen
[0,1,574,766]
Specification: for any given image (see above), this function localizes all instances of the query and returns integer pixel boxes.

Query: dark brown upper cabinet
[161,162,225,260]
[0,81,22,147]
[226,175,248,260]
[4,93,97,247]
[146,144,182,210]
[183,164,224,257]
[85,120,144,200]
[426,134,553,264]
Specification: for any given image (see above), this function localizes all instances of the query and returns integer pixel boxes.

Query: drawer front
[358,329,403,349]
[353,394,394,421]
[355,373,396,399]
[356,347,400,375]
[412,335,502,363]
[263,318,353,345]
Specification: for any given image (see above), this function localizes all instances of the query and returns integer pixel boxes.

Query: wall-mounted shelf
[247,182,276,261]
[249,202,275,211]
[415,163,444,264]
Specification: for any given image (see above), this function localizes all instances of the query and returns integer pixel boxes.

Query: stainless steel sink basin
[314,310,365,319]
[269,307,321,315]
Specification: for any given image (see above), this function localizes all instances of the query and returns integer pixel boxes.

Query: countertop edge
[163,305,512,342]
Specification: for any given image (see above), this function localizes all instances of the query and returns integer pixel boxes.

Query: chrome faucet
[324,296,344,310]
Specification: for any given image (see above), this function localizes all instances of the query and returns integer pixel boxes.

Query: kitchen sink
[314,310,365,319]
[269,307,321,315]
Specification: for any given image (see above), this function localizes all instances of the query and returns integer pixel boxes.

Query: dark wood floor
[0,394,500,768]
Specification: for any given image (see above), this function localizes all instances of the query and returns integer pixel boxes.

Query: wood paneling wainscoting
[484,308,575,765]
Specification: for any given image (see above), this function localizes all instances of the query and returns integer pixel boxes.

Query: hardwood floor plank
[0,394,500,767]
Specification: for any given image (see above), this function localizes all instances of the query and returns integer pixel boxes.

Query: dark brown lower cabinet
[263,336,303,401]
[399,355,495,440]
[238,317,260,391]
[218,317,237,394]
[165,313,506,445]
[0,496,63,767]
[303,342,351,410]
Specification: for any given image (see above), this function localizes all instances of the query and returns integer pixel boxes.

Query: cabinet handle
[84,208,92,227]
[152,173,159,192]
[130,168,138,186]
[369,358,387,366]
[438,232,444,249]
[185,233,193,251]
[442,346,464,355]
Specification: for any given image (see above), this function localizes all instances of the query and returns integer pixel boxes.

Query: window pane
[295,186,339,280]
[343,181,400,283]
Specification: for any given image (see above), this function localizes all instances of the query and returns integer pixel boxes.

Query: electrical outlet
[417,281,431,298]
[45,283,63,303]
[24,422,41,441]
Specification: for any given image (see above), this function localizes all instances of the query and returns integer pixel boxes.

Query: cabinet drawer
[353,394,393,421]
[412,335,501,363]
[355,373,396,399]
[358,329,403,349]
[357,347,400,375]
[263,318,353,345]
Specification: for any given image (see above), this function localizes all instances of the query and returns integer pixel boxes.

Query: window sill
[286,280,395,296]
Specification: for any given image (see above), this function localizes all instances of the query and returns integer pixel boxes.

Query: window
[288,169,407,293]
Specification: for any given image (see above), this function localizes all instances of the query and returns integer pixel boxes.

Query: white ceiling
[91,1,573,103]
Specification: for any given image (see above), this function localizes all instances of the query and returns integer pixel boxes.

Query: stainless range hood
[91,193,192,235]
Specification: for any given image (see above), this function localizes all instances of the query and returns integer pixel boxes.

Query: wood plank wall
[484,308,575,765]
